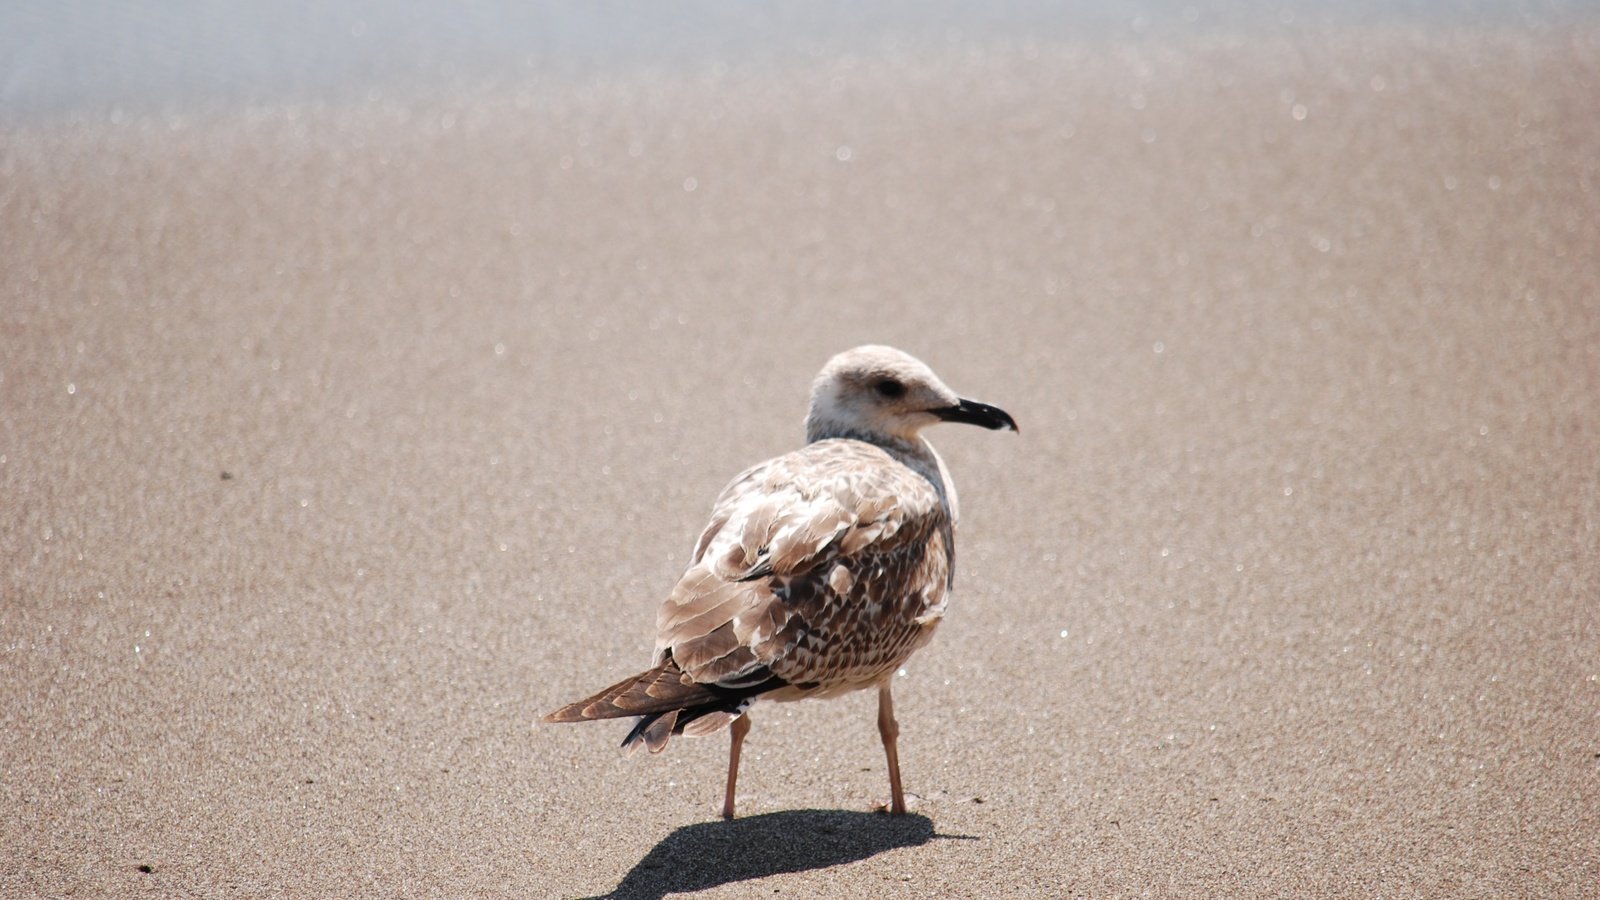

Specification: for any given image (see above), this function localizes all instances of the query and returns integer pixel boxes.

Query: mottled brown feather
[542,658,721,722]
[655,439,951,699]
[546,438,952,744]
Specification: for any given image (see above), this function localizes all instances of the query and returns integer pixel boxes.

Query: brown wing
[656,439,952,693]
[541,653,786,752]
[543,440,952,752]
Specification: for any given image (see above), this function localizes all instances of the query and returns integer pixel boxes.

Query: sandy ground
[4,12,1600,899]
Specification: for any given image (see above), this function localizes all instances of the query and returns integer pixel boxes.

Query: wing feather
[658,439,949,692]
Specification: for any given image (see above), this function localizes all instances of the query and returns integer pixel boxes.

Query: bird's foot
[870,793,918,815]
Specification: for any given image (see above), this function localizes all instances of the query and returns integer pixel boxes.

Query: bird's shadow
[587,809,960,899]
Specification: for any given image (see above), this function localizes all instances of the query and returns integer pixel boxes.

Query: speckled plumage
[545,345,1015,817]
[664,438,953,693]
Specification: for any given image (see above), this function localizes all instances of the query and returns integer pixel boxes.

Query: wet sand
[4,14,1599,898]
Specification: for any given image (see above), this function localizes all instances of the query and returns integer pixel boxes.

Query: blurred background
[2,1,1590,118]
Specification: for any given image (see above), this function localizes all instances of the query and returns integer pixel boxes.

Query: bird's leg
[721,713,752,820]
[877,683,907,814]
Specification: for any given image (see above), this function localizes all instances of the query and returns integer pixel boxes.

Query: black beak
[932,398,1018,432]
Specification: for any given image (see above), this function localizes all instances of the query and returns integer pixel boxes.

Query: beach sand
[4,10,1599,897]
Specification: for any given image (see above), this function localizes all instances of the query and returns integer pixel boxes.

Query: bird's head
[805,345,1017,444]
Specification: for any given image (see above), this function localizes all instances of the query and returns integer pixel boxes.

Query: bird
[543,345,1016,818]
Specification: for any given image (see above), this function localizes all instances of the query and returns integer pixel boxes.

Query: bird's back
[658,438,955,698]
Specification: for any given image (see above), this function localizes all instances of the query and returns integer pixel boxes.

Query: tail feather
[624,709,680,753]
[543,661,715,723]
[545,657,784,754]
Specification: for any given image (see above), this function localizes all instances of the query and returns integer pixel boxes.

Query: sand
[4,9,1599,898]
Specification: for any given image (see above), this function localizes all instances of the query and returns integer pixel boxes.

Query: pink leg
[877,684,906,814]
[722,713,752,820]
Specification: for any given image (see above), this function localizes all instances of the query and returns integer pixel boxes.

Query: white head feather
[805,345,965,444]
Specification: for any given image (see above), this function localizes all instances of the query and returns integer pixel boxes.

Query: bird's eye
[873,379,906,399]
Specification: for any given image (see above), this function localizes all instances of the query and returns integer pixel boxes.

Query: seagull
[544,345,1016,818]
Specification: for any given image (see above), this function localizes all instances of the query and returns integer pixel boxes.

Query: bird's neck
[806,426,958,523]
